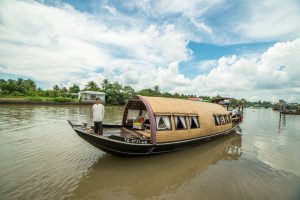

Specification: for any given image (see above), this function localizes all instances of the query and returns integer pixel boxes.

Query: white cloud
[190,18,213,34]
[121,0,223,18]
[0,0,189,85]
[103,4,117,15]
[187,39,300,101]
[236,0,300,41]
[114,0,300,44]
[0,0,300,102]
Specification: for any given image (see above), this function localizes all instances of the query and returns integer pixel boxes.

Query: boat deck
[76,126,150,140]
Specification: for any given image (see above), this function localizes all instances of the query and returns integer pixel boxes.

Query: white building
[78,91,105,103]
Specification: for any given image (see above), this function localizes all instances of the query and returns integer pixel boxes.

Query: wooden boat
[280,110,300,115]
[273,104,281,110]
[68,96,243,156]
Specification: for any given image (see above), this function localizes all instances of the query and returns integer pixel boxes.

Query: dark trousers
[94,121,103,135]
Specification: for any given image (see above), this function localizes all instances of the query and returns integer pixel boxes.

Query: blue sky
[0,0,300,102]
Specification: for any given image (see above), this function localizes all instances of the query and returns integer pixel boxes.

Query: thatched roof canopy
[141,96,227,115]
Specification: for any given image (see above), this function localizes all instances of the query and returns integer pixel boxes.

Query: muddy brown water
[0,105,299,200]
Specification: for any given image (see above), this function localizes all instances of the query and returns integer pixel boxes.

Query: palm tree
[101,79,109,90]
[53,84,60,91]
[84,81,99,91]
[153,85,160,94]
[69,84,80,93]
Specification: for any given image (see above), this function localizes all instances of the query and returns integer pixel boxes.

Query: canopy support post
[138,95,156,145]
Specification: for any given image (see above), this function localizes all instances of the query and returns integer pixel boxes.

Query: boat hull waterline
[72,123,242,156]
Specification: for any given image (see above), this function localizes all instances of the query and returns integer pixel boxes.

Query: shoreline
[0,98,112,105]
[0,98,126,106]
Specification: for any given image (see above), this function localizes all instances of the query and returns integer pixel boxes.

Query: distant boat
[273,104,281,110]
[280,110,300,115]
[68,96,243,156]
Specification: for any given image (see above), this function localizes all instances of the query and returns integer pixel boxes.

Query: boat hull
[73,124,241,156]
[280,111,300,115]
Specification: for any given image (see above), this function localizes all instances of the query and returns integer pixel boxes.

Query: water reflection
[278,113,286,134]
[67,132,242,200]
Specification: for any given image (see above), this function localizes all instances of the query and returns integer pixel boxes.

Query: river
[0,105,299,200]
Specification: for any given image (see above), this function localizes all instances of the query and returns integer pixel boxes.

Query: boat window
[214,114,232,126]
[214,115,220,126]
[155,115,171,130]
[226,115,230,123]
[220,116,225,125]
[174,115,187,130]
[189,116,200,129]
[224,115,228,124]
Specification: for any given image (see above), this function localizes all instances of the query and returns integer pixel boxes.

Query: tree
[138,88,156,96]
[154,85,160,94]
[123,85,136,99]
[84,81,99,91]
[161,92,173,97]
[2,79,26,95]
[105,82,125,105]
[229,99,238,106]
[52,85,60,97]
[258,100,262,107]
[21,79,37,95]
[53,85,60,91]
[101,79,109,91]
[60,87,68,96]
[69,84,80,93]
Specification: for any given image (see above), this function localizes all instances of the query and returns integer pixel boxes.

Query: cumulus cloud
[114,0,300,44]
[236,0,300,41]
[0,0,189,85]
[103,4,117,15]
[0,0,300,102]
[121,0,223,18]
[188,39,300,101]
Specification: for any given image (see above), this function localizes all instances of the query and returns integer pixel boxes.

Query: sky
[0,0,300,102]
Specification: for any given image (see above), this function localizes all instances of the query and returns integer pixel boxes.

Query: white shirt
[93,103,105,122]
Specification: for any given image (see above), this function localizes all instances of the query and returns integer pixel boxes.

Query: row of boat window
[155,115,200,131]
[214,115,231,126]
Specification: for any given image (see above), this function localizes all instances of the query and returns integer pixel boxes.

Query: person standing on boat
[93,98,105,135]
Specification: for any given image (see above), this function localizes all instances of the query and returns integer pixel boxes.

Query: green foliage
[69,84,80,93]
[53,97,73,102]
[154,85,160,94]
[103,82,126,105]
[84,81,99,91]
[0,78,37,96]
[51,84,69,97]
[27,96,44,101]
[10,91,25,96]
[138,88,157,96]
[199,96,211,101]
[53,85,60,91]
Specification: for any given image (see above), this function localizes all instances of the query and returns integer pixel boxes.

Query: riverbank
[0,97,94,105]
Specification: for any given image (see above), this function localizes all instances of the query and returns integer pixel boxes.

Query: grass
[27,96,45,101]
[53,97,73,102]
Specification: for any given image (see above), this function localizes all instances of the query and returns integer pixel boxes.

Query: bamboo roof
[140,96,228,115]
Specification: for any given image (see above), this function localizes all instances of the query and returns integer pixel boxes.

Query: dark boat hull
[280,110,300,115]
[73,124,241,156]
